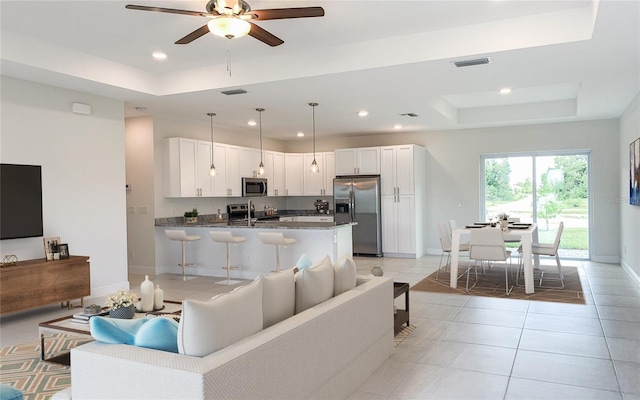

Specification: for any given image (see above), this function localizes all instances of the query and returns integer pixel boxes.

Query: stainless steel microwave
[242,177,267,197]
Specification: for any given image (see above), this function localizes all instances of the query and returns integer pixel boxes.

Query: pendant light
[207,112,217,177]
[256,108,265,175]
[309,102,319,173]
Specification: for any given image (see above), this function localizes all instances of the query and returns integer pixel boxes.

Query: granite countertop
[155,210,344,229]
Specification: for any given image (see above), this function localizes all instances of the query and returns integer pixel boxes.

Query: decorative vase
[109,305,135,319]
[370,266,384,276]
[500,220,509,229]
[154,284,164,310]
[140,275,154,312]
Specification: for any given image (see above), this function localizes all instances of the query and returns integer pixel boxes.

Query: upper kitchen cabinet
[213,143,241,197]
[239,147,264,178]
[334,147,380,175]
[284,153,304,196]
[380,145,417,196]
[303,152,334,196]
[263,151,285,196]
[163,137,214,197]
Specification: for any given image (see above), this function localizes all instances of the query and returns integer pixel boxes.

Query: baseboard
[591,255,621,264]
[129,265,156,276]
[621,259,640,287]
[383,253,417,259]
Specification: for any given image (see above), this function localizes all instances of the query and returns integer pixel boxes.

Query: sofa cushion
[333,256,357,296]
[295,255,334,314]
[89,316,179,353]
[295,253,313,270]
[262,268,296,328]
[178,276,264,357]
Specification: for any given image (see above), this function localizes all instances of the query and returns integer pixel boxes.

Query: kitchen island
[155,219,353,279]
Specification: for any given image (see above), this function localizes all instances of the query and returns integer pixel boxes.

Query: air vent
[400,113,419,118]
[453,57,492,68]
[221,89,247,95]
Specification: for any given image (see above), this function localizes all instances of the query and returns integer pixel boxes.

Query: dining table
[450,223,539,294]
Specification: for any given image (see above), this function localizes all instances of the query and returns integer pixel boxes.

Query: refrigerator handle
[349,190,355,221]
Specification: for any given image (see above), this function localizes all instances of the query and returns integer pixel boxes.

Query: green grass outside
[505,228,588,250]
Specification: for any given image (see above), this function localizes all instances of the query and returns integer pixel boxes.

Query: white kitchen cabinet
[212,143,241,197]
[264,151,285,196]
[380,144,427,258]
[284,153,304,196]
[334,147,380,175]
[380,145,415,196]
[381,194,415,255]
[303,152,334,196]
[163,137,214,197]
[239,147,263,178]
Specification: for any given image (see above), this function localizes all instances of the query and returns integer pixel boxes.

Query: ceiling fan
[125,0,324,47]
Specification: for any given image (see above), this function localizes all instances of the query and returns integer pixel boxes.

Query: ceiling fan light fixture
[208,16,251,39]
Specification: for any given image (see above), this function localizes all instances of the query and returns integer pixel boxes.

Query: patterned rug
[394,324,416,347]
[412,264,586,304]
[0,334,92,400]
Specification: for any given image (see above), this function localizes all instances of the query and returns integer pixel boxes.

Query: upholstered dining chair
[436,222,470,281]
[468,227,513,295]
[517,221,564,288]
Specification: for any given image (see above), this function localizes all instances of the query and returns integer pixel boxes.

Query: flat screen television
[0,164,44,240]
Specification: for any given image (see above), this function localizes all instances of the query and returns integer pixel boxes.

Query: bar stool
[165,229,201,281]
[209,231,246,285]
[259,232,296,273]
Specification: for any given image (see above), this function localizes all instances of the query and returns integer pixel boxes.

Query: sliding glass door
[482,152,590,259]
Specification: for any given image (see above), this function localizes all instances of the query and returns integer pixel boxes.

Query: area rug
[394,324,416,347]
[0,334,92,400]
[412,264,585,304]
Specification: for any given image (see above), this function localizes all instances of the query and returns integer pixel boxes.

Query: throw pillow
[89,316,179,353]
[0,384,23,400]
[333,255,357,296]
[262,268,295,328]
[178,276,264,357]
[295,253,313,270]
[294,255,334,314]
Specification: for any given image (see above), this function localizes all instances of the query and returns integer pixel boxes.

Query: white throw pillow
[294,255,334,314]
[177,276,263,357]
[333,256,357,296]
[262,268,295,328]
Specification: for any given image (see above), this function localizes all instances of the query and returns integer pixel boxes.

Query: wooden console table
[0,256,90,315]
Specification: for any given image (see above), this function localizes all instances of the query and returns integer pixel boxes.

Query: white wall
[0,76,129,298]
[619,93,640,279]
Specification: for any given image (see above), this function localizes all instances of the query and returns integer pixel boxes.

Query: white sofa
[63,270,393,400]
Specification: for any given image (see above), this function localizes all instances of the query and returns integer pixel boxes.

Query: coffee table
[38,300,182,364]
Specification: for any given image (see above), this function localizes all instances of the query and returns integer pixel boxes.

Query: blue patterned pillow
[295,253,313,270]
[90,316,179,353]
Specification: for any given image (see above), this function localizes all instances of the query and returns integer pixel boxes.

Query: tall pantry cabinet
[379,144,427,258]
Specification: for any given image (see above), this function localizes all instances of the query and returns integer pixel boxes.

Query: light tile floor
[1,255,638,400]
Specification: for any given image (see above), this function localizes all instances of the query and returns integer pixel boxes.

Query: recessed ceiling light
[297,132,305,137]
[248,120,257,126]
[393,124,402,130]
[152,52,167,60]
[499,87,512,94]
[358,110,369,117]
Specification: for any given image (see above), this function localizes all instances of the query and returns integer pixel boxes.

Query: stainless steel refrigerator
[334,175,382,256]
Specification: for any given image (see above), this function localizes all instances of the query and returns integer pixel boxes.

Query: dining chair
[517,221,564,288]
[436,222,469,281]
[504,217,521,244]
[469,227,513,295]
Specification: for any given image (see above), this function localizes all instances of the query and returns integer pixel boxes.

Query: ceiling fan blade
[249,7,324,21]
[125,4,210,18]
[248,22,284,47]
[175,25,210,45]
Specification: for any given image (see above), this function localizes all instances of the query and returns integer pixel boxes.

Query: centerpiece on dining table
[497,213,510,229]
[105,289,137,319]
